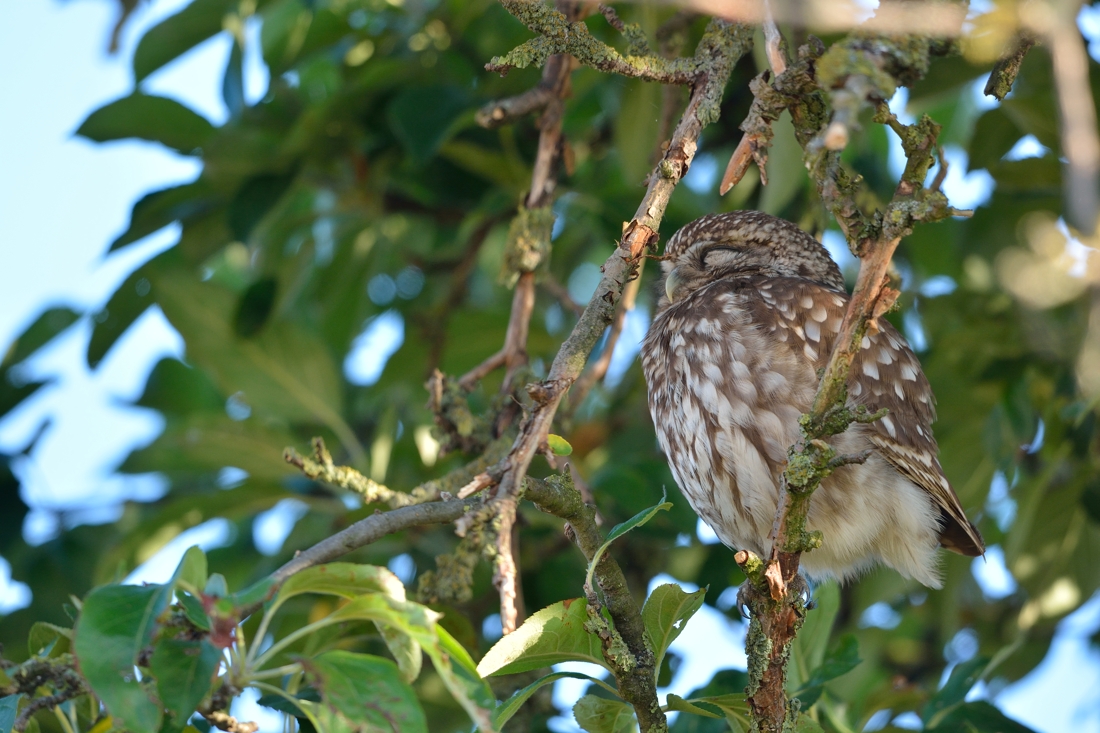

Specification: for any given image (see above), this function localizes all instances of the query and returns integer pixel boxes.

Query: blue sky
[0,2,1098,732]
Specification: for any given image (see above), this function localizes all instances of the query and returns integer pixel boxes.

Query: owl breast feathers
[640,211,983,589]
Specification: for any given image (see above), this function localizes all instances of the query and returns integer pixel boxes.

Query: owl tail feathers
[938,512,985,557]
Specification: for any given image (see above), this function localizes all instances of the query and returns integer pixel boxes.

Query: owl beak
[665,267,683,302]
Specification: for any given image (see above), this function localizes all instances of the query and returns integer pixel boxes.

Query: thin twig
[477,86,556,128]
[271,498,473,585]
[1049,20,1100,233]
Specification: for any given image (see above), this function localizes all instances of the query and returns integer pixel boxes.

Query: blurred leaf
[614,77,662,186]
[387,86,471,164]
[73,584,172,733]
[120,413,298,481]
[223,40,245,120]
[179,592,211,631]
[477,598,607,676]
[573,694,636,733]
[133,0,237,82]
[234,277,279,337]
[794,634,861,707]
[135,357,225,416]
[0,695,20,733]
[27,622,71,658]
[305,651,427,733]
[77,93,215,155]
[923,657,988,726]
[642,583,706,673]
[788,582,839,692]
[1,307,81,369]
[548,434,574,456]
[108,180,219,252]
[968,108,1021,171]
[150,639,221,726]
[227,171,297,243]
[87,264,158,369]
[176,546,208,592]
[927,701,1038,733]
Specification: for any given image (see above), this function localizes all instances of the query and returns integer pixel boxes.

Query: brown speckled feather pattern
[642,211,983,588]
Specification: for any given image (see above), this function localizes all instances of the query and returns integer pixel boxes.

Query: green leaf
[682,693,750,730]
[493,671,605,729]
[273,563,408,606]
[792,713,825,732]
[27,622,72,658]
[1,307,81,370]
[175,546,208,594]
[587,491,672,588]
[1,694,22,733]
[548,434,574,456]
[968,108,1022,171]
[108,180,219,253]
[73,584,173,733]
[228,577,276,609]
[642,584,706,675]
[228,172,297,242]
[133,0,237,81]
[788,582,839,692]
[150,639,221,726]
[305,651,427,733]
[794,634,861,707]
[477,598,608,677]
[927,701,1038,733]
[178,592,211,631]
[77,93,215,155]
[271,563,422,681]
[666,694,722,719]
[87,265,158,369]
[573,694,636,733]
[387,85,471,164]
[923,657,989,727]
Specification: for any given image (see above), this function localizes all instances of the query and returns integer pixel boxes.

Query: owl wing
[750,277,985,557]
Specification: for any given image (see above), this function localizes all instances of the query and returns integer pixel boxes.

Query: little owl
[641,211,983,588]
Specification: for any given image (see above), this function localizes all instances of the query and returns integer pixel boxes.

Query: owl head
[659,211,846,305]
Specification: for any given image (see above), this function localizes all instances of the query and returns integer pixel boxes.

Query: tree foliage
[2,0,1099,732]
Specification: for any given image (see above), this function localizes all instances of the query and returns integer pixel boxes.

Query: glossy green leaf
[477,598,607,676]
[306,651,427,733]
[573,694,636,733]
[270,563,422,681]
[642,583,706,674]
[77,94,215,155]
[27,622,71,658]
[666,693,722,719]
[133,0,237,81]
[73,584,172,733]
[587,491,672,588]
[150,639,221,726]
[493,671,606,729]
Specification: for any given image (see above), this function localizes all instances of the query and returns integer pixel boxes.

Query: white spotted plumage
[642,212,984,588]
